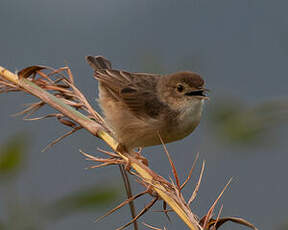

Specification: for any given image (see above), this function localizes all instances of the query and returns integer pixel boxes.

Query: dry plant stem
[162,201,171,222]
[142,222,163,230]
[181,153,199,190]
[96,190,148,222]
[158,133,180,189]
[42,126,82,152]
[212,205,223,230]
[188,161,205,205]
[20,78,102,136]
[213,217,258,230]
[116,197,158,230]
[0,66,201,230]
[119,165,139,230]
[202,178,232,229]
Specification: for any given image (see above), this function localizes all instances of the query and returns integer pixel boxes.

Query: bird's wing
[95,69,166,119]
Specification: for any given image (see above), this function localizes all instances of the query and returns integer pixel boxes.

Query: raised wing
[95,68,166,119]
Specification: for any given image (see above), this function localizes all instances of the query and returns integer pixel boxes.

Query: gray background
[0,0,288,229]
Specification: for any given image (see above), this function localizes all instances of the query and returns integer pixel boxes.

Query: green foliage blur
[0,135,120,230]
[208,98,288,146]
[0,134,27,178]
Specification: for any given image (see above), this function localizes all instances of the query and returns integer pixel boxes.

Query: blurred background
[0,0,287,229]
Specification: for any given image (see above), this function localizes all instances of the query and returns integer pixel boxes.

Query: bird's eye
[176,84,184,92]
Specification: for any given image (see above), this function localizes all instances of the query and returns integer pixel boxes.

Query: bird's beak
[202,88,210,100]
[185,88,210,100]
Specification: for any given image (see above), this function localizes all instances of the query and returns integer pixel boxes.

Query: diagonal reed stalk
[0,65,201,230]
[0,64,258,230]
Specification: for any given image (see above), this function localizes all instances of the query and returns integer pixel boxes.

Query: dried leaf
[202,178,232,229]
[158,133,180,190]
[18,65,47,79]
[96,190,147,222]
[210,216,258,230]
[181,152,199,190]
[116,197,158,230]
[188,161,205,205]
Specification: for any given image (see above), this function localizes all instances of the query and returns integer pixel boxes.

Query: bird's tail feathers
[86,55,112,70]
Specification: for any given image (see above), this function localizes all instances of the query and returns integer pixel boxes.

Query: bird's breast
[161,100,204,142]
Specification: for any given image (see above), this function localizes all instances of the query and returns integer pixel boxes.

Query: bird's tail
[86,55,112,70]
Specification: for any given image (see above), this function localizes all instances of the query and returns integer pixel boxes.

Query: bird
[86,55,208,152]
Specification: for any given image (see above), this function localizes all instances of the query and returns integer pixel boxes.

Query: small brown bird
[86,56,208,151]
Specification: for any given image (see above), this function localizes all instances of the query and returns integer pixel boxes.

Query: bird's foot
[116,144,149,170]
[136,154,149,167]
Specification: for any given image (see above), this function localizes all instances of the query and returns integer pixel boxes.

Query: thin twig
[162,201,171,222]
[12,101,45,118]
[96,190,148,222]
[42,126,82,152]
[142,222,163,230]
[158,133,180,190]
[188,161,205,205]
[202,178,232,229]
[212,204,223,230]
[119,165,139,230]
[213,217,258,230]
[181,153,199,190]
[116,197,158,230]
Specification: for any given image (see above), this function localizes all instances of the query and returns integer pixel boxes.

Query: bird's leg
[136,147,143,155]
[116,144,149,170]
[116,143,133,171]
[133,149,149,167]
[116,143,139,230]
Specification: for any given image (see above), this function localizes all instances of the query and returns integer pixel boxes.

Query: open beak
[202,88,210,100]
[185,88,210,100]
